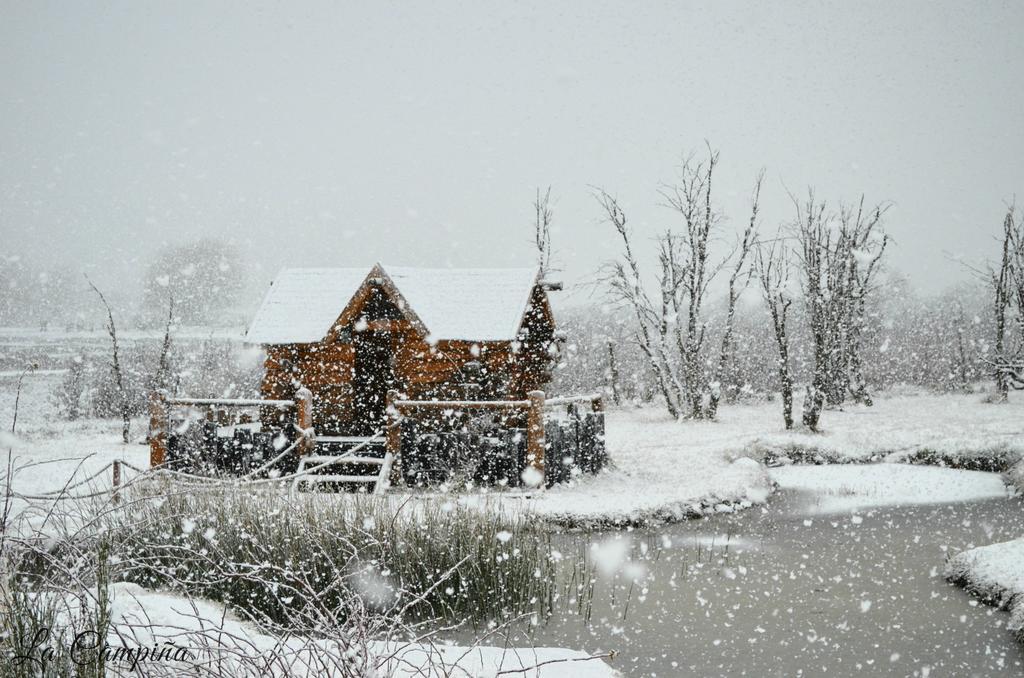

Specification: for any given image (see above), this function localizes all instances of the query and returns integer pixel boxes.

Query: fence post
[386,389,402,486]
[149,389,167,468]
[526,390,546,487]
[592,395,604,413]
[295,386,314,455]
[111,460,121,504]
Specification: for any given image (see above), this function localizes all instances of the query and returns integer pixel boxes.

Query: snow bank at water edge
[100,583,620,677]
[1010,459,1024,494]
[517,407,772,527]
[742,391,1024,468]
[770,463,1014,514]
[946,538,1024,643]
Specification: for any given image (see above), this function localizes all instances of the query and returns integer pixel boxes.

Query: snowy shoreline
[946,539,1024,644]
[24,582,621,678]
[527,391,1024,527]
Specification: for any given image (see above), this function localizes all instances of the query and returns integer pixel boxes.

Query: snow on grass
[0,417,150,534]
[738,389,1024,467]
[769,463,1014,514]
[104,583,620,677]
[502,389,1023,526]
[4,378,1023,528]
[518,406,772,526]
[946,538,1024,641]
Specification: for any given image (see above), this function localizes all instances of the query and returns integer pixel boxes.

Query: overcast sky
[2,0,1022,310]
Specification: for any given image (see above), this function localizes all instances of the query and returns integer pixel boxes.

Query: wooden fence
[387,389,604,488]
[148,389,311,468]
[150,388,604,488]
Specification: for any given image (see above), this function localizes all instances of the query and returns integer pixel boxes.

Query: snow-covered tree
[756,233,795,429]
[791,192,888,424]
[595,146,762,419]
[987,206,1024,398]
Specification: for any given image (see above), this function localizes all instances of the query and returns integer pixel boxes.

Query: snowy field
[527,388,1024,525]
[729,389,1024,466]
[4,373,1024,525]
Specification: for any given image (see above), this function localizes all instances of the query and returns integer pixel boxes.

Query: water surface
[495,482,1024,677]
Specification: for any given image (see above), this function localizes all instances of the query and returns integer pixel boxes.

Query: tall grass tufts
[107,486,575,630]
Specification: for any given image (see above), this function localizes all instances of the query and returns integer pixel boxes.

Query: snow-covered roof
[386,266,540,342]
[246,264,540,344]
[246,268,371,344]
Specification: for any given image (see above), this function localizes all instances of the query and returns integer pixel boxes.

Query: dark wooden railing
[386,389,603,487]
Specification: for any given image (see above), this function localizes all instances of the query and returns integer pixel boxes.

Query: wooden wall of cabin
[259,285,558,435]
[390,285,555,401]
[261,341,356,433]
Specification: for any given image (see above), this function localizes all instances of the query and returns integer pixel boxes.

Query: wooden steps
[292,435,393,494]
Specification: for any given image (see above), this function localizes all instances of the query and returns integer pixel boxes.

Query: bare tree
[707,169,763,418]
[533,187,553,276]
[660,147,727,418]
[155,295,175,393]
[791,192,889,419]
[145,295,176,443]
[959,206,1024,399]
[86,275,131,443]
[597,146,762,419]
[837,199,889,405]
[756,234,795,429]
[606,340,622,406]
[990,210,1016,400]
[596,189,686,418]
[953,299,971,392]
[791,193,829,428]
[1005,208,1024,359]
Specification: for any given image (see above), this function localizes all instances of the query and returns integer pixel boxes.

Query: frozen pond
[492,468,1024,677]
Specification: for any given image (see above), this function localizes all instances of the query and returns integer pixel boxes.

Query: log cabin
[246,263,560,436]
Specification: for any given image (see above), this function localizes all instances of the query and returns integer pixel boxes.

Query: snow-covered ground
[721,389,1024,466]
[4,375,1023,527]
[770,463,1014,514]
[39,582,617,677]
[5,375,1024,670]
[946,538,1024,642]
[526,389,1023,525]
[522,406,772,526]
